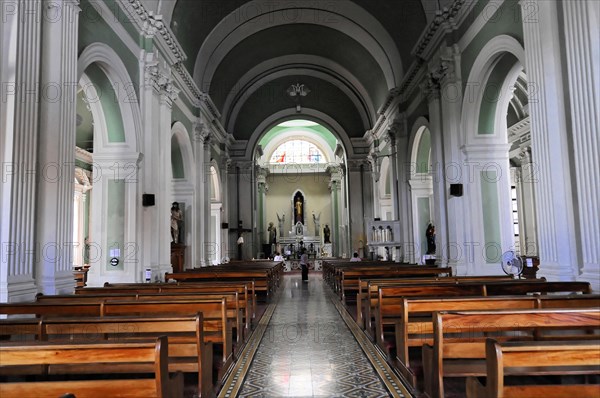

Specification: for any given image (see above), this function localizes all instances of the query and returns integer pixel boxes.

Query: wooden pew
[0,336,183,398]
[394,294,600,390]
[422,308,600,398]
[466,339,600,398]
[165,268,274,301]
[81,281,256,323]
[339,266,453,304]
[38,290,248,345]
[373,280,592,354]
[356,276,523,330]
[0,314,215,397]
[375,284,487,350]
[0,298,233,370]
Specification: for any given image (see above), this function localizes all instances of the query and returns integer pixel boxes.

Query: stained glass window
[269,140,326,164]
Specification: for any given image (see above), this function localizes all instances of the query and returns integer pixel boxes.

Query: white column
[193,123,209,266]
[517,147,538,256]
[0,0,42,302]
[203,136,212,265]
[562,0,600,291]
[137,55,177,281]
[422,80,449,268]
[220,156,231,262]
[328,165,343,257]
[36,0,81,294]
[520,0,579,281]
[392,117,414,263]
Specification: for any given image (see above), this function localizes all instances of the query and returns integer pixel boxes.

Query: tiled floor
[237,273,394,398]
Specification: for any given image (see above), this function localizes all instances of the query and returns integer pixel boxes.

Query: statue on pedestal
[426,223,436,254]
[323,224,331,244]
[312,211,321,236]
[268,222,276,244]
[276,212,285,237]
[171,202,183,244]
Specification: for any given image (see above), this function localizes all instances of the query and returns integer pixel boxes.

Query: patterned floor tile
[236,274,399,398]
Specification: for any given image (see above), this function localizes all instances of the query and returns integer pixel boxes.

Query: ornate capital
[420,76,441,102]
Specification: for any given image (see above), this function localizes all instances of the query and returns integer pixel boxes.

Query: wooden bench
[466,339,600,398]
[357,276,525,331]
[166,269,274,301]
[0,298,233,370]
[373,280,592,355]
[0,336,183,398]
[422,308,600,398]
[38,290,248,345]
[80,281,256,323]
[0,314,215,397]
[394,294,600,390]
[339,266,453,304]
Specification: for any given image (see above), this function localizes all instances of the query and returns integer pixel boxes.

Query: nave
[228,272,408,398]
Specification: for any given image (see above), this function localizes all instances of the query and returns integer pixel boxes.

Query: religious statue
[276,212,285,237]
[294,198,303,223]
[171,202,183,244]
[426,223,436,254]
[267,222,276,244]
[312,211,321,236]
[323,224,331,244]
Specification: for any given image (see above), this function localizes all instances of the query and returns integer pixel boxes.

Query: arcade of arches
[1,0,598,298]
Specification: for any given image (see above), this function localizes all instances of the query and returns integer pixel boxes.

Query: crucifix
[234,220,252,259]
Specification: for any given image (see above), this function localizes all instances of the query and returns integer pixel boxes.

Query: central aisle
[235,272,397,398]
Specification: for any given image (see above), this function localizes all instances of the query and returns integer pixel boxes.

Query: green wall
[79,0,141,98]
[106,179,126,271]
[461,0,523,91]
[481,170,501,263]
[84,64,126,143]
[417,197,431,256]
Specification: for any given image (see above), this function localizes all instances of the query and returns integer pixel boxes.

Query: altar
[278,221,322,266]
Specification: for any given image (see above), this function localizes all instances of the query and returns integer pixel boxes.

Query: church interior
[1,0,599,397]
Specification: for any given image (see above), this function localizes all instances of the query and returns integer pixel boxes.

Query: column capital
[193,121,211,146]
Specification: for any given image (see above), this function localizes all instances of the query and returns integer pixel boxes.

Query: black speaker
[450,184,463,197]
[221,222,229,229]
[142,194,155,207]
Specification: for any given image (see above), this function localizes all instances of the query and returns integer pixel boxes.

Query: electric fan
[501,250,524,278]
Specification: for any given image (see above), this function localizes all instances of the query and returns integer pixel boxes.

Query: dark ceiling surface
[170,0,428,140]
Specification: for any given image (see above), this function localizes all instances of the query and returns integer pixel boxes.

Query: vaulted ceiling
[143,0,441,140]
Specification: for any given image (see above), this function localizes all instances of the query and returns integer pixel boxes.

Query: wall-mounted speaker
[221,223,229,229]
[450,184,463,197]
[142,194,155,207]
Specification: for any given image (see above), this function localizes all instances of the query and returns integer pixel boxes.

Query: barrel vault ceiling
[142,0,450,140]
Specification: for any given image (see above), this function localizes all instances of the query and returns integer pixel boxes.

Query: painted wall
[264,173,332,240]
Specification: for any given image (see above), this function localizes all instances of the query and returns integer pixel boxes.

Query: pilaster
[520,0,579,281]
[421,77,449,268]
[36,0,81,294]
[562,0,600,291]
[0,0,43,301]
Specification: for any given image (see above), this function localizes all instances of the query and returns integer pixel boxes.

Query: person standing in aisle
[300,248,309,282]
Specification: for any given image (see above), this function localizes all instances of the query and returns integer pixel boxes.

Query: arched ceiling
[161,0,428,140]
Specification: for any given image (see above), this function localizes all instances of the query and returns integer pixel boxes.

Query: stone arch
[245,108,354,161]
[461,35,525,147]
[170,122,196,182]
[77,42,142,153]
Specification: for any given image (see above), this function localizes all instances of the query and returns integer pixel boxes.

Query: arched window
[269,140,327,164]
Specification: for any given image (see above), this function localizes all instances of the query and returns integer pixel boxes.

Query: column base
[538,262,577,282]
[37,271,75,295]
[579,267,600,293]
[1,275,37,303]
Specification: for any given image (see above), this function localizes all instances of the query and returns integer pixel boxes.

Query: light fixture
[287,83,310,112]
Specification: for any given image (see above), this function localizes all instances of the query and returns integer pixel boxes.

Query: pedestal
[171,244,186,273]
